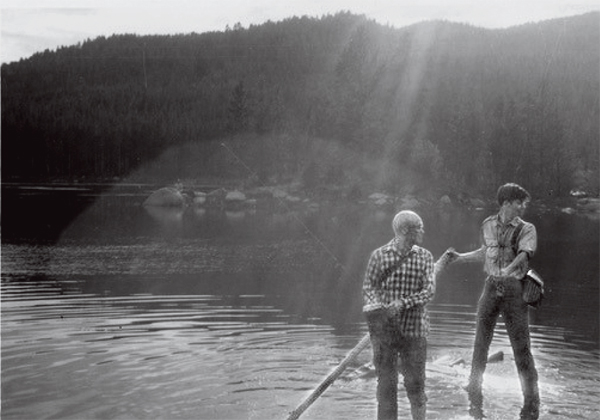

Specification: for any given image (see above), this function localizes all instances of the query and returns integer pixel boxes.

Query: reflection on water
[2,185,599,419]
[2,277,598,420]
[144,205,185,225]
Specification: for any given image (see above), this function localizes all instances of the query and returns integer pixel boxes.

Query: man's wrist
[363,303,384,313]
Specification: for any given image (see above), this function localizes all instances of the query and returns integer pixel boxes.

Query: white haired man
[363,210,435,420]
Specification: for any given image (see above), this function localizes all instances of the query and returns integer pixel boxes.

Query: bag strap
[364,247,409,304]
[377,251,409,286]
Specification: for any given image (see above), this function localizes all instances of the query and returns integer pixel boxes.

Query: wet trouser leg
[399,338,427,420]
[467,280,501,419]
[468,278,539,419]
[501,281,539,419]
[370,329,427,420]
[371,334,399,420]
[469,281,501,393]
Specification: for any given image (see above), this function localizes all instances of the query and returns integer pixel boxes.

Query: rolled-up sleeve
[518,223,537,258]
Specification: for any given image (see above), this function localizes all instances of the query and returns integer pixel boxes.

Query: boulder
[143,187,185,207]
[369,193,392,206]
[225,190,247,202]
[272,189,288,199]
[369,192,390,201]
[206,188,227,206]
[286,195,302,203]
[399,196,420,210]
[570,189,588,198]
[192,192,207,206]
[469,198,486,208]
[440,195,452,206]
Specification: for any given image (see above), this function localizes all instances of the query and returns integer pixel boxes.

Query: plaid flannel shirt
[363,239,435,337]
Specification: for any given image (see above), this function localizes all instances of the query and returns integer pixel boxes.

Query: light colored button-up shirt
[482,215,537,278]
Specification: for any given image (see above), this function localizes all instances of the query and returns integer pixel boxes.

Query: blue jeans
[468,277,539,418]
[367,310,427,420]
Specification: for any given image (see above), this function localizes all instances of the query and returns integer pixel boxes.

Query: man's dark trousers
[468,277,539,418]
[368,312,427,420]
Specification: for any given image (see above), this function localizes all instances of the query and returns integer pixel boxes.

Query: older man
[363,210,435,420]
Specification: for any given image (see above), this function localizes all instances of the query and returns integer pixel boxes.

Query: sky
[1,0,599,64]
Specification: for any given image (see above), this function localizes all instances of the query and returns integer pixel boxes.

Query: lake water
[2,184,599,420]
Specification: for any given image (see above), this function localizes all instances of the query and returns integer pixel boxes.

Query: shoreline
[3,180,599,220]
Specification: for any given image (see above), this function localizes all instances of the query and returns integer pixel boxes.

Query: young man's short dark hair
[497,183,531,206]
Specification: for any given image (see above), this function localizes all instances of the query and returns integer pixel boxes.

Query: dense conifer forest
[2,12,598,198]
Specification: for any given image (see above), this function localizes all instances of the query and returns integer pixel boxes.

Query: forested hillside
[2,12,598,197]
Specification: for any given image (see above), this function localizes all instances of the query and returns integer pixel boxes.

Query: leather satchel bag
[512,222,545,308]
[365,307,389,337]
[521,268,544,308]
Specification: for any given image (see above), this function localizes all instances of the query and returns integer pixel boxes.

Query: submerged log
[351,350,505,381]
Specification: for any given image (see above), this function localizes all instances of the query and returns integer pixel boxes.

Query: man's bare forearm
[450,246,485,264]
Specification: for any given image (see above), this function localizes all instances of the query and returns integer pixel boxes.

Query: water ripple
[2,278,599,420]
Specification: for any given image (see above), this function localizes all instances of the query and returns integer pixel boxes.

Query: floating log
[285,334,371,420]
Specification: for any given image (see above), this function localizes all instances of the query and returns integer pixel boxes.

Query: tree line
[2,11,598,197]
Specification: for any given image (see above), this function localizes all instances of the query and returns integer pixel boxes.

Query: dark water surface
[2,184,599,419]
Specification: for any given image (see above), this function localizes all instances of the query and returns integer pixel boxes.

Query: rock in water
[487,350,504,363]
[225,190,246,202]
[143,187,185,207]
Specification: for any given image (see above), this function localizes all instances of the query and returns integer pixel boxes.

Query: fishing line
[220,141,347,271]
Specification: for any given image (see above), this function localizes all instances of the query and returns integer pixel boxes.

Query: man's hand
[444,248,459,263]
[499,267,518,278]
[387,300,405,316]
[434,248,458,276]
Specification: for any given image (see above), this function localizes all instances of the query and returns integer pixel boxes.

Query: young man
[448,183,540,420]
[363,210,435,420]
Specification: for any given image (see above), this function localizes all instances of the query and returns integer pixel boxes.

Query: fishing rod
[223,140,382,299]
[220,141,373,419]
[220,141,346,270]
[221,141,385,304]
[220,141,453,420]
